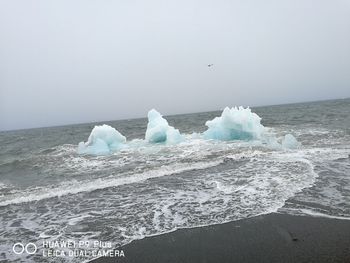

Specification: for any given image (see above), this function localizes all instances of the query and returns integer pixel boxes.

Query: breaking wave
[0,160,223,207]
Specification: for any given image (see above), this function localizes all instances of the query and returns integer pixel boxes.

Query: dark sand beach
[92,213,350,263]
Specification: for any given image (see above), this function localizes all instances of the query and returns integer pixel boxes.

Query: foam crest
[278,148,350,220]
[0,160,222,207]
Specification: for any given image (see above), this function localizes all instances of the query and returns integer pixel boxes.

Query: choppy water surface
[0,99,349,262]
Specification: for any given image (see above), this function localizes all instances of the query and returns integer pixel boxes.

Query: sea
[0,98,349,262]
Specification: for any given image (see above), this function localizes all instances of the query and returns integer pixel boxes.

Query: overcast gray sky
[1,0,349,130]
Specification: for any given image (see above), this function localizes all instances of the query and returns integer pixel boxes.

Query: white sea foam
[281,134,300,149]
[0,160,223,207]
[67,214,92,226]
[0,182,8,190]
[1,145,333,263]
[112,153,319,247]
[276,147,350,220]
[281,208,350,220]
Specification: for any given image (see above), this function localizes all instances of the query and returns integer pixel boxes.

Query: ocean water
[0,98,349,262]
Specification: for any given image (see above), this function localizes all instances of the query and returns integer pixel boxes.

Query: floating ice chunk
[282,134,300,149]
[203,107,266,141]
[78,138,109,155]
[145,109,183,144]
[78,124,127,155]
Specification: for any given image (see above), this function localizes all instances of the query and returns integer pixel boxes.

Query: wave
[282,208,350,221]
[0,160,223,207]
[0,149,325,263]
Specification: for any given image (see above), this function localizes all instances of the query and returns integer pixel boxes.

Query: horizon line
[1,96,349,133]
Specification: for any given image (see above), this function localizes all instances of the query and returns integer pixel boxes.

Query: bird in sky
[207,64,214,67]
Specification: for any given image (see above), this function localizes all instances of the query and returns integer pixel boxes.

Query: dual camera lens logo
[12,243,37,255]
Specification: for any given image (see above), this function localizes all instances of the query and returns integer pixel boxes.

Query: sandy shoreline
[91,213,350,263]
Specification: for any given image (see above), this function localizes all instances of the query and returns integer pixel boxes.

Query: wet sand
[92,213,350,263]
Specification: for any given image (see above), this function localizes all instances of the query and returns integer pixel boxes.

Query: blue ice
[78,124,127,155]
[145,109,183,144]
[203,107,266,141]
[77,108,300,155]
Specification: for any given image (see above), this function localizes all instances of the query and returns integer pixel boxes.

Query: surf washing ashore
[92,213,350,263]
[0,98,349,262]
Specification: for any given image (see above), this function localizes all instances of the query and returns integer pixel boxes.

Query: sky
[0,0,349,131]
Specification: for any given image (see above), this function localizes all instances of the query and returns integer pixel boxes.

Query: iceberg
[145,109,183,144]
[78,124,127,155]
[282,134,300,149]
[203,107,266,141]
[76,108,301,155]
